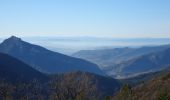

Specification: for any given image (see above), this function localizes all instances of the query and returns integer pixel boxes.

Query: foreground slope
[112,68,170,100]
[0,53,47,83]
[0,69,121,99]
[49,71,121,100]
[0,36,104,75]
[0,53,121,100]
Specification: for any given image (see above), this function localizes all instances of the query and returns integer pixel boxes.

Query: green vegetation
[157,88,170,100]
[112,71,170,100]
[115,84,133,100]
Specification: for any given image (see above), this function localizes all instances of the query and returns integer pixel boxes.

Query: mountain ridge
[73,45,170,77]
[0,36,104,75]
[113,48,170,78]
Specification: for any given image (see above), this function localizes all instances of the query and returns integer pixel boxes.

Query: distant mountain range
[0,36,104,75]
[73,45,170,78]
[114,48,170,78]
[0,53,48,83]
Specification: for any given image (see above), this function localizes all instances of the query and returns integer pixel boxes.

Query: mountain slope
[112,68,170,100]
[73,45,170,66]
[114,48,170,78]
[49,71,121,100]
[120,68,170,86]
[0,70,121,100]
[0,36,104,75]
[73,45,170,77]
[0,53,47,83]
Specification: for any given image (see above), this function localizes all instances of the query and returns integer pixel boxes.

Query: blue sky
[0,0,170,38]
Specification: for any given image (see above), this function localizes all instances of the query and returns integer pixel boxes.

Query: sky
[0,0,170,38]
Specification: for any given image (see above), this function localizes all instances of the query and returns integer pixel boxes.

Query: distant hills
[0,53,48,83]
[0,36,104,75]
[73,45,170,78]
[114,48,170,78]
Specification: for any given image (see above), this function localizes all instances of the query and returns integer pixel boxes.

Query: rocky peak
[0,36,23,47]
[8,36,22,42]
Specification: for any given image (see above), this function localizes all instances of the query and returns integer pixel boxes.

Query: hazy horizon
[1,36,170,55]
